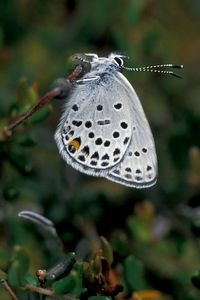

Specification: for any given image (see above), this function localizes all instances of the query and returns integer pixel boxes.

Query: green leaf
[53,262,83,296]
[23,272,37,286]
[70,263,84,296]
[100,236,113,265]
[7,246,30,287]
[53,272,77,295]
[123,255,147,292]
[91,256,102,276]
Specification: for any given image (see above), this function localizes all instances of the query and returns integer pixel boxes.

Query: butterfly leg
[76,76,100,84]
[84,53,99,59]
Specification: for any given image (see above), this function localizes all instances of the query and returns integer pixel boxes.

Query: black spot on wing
[120,121,128,129]
[102,154,109,160]
[135,176,143,181]
[97,120,111,125]
[114,103,122,110]
[97,105,103,111]
[113,148,120,156]
[90,160,97,166]
[95,138,103,145]
[85,121,92,128]
[88,132,95,138]
[125,174,132,179]
[134,151,140,157]
[91,151,99,160]
[72,120,82,127]
[124,137,129,145]
[81,145,90,156]
[101,162,109,167]
[147,165,152,171]
[104,140,111,147]
[142,148,147,153]
[78,155,85,162]
[114,157,120,162]
[72,104,79,111]
[113,131,120,138]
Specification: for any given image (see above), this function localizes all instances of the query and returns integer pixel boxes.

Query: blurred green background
[0,0,200,299]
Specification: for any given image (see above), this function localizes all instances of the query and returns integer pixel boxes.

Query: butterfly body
[55,53,157,188]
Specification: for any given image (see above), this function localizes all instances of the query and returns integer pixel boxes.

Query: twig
[3,64,84,136]
[4,88,61,133]
[23,284,54,296]
[23,285,76,300]
[0,279,19,300]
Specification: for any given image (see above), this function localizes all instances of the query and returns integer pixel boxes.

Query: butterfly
[55,53,183,188]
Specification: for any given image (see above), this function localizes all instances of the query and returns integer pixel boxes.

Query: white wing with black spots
[55,72,132,177]
[106,72,157,188]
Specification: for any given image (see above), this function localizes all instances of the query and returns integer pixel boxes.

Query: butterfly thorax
[87,60,120,81]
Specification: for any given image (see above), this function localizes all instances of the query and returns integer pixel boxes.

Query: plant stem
[0,279,19,300]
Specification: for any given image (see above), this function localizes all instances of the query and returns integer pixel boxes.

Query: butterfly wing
[54,73,133,177]
[105,72,157,188]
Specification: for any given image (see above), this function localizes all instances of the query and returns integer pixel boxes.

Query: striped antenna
[123,64,184,78]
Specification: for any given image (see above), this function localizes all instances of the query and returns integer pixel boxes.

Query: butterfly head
[74,52,127,68]
[67,52,183,83]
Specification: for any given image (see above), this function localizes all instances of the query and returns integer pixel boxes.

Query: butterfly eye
[113,56,124,67]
